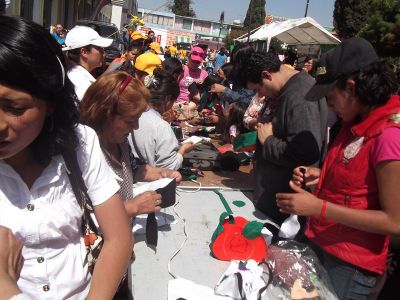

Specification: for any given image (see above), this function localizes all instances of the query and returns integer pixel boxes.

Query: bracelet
[320,200,328,219]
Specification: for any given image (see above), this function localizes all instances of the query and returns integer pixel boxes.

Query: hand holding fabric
[292,166,321,187]
[127,191,162,216]
[276,181,323,216]
[159,168,182,183]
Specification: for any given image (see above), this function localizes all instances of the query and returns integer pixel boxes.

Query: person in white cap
[63,26,113,100]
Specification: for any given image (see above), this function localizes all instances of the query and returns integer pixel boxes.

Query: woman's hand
[209,83,226,94]
[191,92,201,103]
[159,168,182,183]
[179,142,194,155]
[292,166,321,187]
[126,191,162,216]
[248,119,258,131]
[276,181,323,216]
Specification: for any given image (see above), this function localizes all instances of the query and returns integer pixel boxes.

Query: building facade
[137,7,243,50]
[5,0,137,30]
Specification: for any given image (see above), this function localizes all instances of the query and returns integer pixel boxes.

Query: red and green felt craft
[210,212,270,262]
[233,131,258,152]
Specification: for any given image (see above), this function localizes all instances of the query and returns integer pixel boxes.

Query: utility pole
[247,0,252,43]
[304,0,310,17]
[217,11,224,50]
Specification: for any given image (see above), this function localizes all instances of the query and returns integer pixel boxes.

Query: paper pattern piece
[182,135,203,145]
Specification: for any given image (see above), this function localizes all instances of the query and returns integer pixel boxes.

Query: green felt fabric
[234,131,258,151]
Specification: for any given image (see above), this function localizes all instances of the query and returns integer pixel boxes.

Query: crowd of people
[1,15,400,300]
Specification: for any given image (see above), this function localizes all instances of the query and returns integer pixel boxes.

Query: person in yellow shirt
[178,48,187,63]
[169,43,178,57]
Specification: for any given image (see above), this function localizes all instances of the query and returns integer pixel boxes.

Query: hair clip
[119,76,132,94]
[144,75,159,89]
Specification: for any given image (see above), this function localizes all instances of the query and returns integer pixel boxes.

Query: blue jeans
[321,250,378,300]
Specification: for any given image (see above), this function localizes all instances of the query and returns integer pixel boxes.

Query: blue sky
[138,0,336,27]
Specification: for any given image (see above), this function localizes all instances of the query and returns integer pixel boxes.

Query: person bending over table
[130,68,194,170]
[80,71,182,298]
[276,37,400,300]
[81,71,182,219]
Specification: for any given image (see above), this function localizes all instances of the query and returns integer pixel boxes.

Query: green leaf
[232,200,246,208]
[242,221,264,239]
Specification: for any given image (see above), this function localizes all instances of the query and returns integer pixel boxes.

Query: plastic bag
[263,240,338,300]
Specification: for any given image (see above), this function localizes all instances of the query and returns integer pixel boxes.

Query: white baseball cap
[62,26,113,51]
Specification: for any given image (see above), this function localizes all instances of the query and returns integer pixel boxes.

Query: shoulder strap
[62,149,93,207]
[62,149,99,235]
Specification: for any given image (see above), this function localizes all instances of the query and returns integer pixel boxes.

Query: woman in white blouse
[0,16,133,300]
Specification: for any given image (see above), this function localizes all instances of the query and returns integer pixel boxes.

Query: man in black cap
[243,52,328,229]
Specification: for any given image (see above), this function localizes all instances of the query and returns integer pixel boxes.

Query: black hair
[243,52,282,84]
[199,73,223,93]
[268,46,276,54]
[85,23,100,33]
[0,16,79,164]
[230,43,255,87]
[304,55,313,62]
[117,60,135,75]
[162,57,183,80]
[336,60,398,107]
[220,62,234,86]
[225,102,249,136]
[148,68,180,107]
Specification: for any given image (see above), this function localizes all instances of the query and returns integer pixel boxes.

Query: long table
[130,189,269,299]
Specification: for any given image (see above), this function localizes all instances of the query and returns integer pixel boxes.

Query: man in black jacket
[244,52,328,226]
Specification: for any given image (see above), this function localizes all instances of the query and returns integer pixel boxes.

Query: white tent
[235,17,340,51]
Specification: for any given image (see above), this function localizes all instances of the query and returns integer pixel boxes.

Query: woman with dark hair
[130,69,194,170]
[217,62,234,87]
[0,16,133,299]
[277,37,400,299]
[210,43,255,105]
[162,57,183,81]
[225,102,250,144]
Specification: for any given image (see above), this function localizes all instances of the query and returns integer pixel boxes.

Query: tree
[359,0,400,57]
[243,0,266,31]
[333,0,370,39]
[168,0,196,18]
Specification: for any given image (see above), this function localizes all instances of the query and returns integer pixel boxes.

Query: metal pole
[247,0,252,43]
[304,0,310,17]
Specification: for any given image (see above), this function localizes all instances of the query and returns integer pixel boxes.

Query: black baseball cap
[305,37,379,101]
